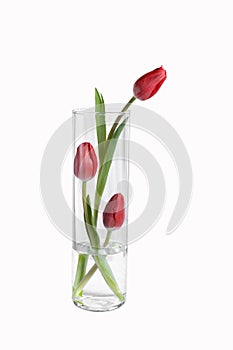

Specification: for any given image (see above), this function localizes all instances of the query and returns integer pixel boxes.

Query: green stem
[73,264,98,297]
[93,96,136,227]
[73,230,112,298]
[103,230,112,247]
[82,181,87,214]
[72,182,89,298]
[72,254,88,294]
[107,96,135,141]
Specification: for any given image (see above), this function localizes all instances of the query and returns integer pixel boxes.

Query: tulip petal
[133,66,167,101]
[103,193,125,229]
[74,142,98,181]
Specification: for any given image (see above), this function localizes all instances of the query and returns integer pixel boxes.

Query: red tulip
[133,66,167,101]
[74,142,98,181]
[103,193,125,229]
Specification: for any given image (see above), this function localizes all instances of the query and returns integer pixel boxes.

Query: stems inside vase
[73,230,112,298]
[73,97,134,304]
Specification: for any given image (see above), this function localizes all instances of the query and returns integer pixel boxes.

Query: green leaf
[96,117,128,199]
[95,88,106,165]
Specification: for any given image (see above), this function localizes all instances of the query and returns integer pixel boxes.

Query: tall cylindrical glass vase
[72,108,130,312]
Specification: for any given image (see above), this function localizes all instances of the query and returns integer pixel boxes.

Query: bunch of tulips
[72,66,167,302]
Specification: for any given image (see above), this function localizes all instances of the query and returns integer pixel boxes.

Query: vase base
[73,295,126,312]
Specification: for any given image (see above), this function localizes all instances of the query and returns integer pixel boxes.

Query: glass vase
[72,108,130,312]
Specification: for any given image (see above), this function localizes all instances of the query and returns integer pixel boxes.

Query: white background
[1,0,233,349]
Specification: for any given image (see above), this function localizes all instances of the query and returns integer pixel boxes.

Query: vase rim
[72,108,130,116]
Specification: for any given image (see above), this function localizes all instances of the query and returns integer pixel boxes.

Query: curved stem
[107,96,135,140]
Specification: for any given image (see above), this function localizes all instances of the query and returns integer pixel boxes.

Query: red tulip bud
[133,66,167,101]
[74,142,98,181]
[103,193,125,229]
